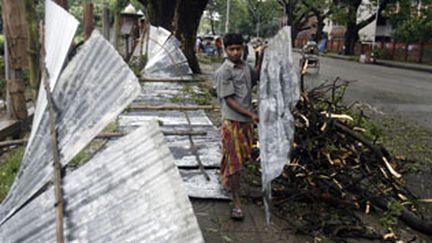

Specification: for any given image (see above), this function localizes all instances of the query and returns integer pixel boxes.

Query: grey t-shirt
[214,59,258,122]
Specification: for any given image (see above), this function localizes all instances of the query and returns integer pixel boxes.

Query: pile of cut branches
[269,79,432,240]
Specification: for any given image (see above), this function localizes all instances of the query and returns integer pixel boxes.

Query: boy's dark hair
[223,33,244,48]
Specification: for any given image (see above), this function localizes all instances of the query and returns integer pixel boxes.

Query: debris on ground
[250,78,432,241]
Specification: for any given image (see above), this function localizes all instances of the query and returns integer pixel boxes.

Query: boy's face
[225,44,243,63]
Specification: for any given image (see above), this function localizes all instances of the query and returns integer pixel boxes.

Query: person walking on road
[214,33,263,220]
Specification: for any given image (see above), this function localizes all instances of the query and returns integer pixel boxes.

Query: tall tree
[172,0,209,73]
[139,0,209,73]
[24,0,40,101]
[139,0,177,31]
[338,0,391,55]
[302,0,337,42]
[277,0,313,42]
[246,0,280,37]
[2,0,29,120]
[54,0,68,10]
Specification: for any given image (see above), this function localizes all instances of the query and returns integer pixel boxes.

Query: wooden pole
[130,104,219,111]
[140,78,205,83]
[40,26,65,243]
[43,72,65,243]
[83,0,94,40]
[0,130,209,149]
[114,0,122,50]
[102,1,110,40]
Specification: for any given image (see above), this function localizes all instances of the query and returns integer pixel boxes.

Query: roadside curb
[374,60,432,74]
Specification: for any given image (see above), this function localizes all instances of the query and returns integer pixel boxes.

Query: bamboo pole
[183,110,210,181]
[42,67,65,243]
[130,104,219,110]
[140,78,205,83]
[40,25,64,242]
[0,131,208,149]
[83,0,94,41]
[96,130,207,139]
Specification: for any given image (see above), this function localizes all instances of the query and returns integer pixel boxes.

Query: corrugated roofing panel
[180,169,230,200]
[118,110,213,127]
[29,0,79,152]
[0,123,204,242]
[137,25,192,80]
[258,26,299,206]
[0,31,140,224]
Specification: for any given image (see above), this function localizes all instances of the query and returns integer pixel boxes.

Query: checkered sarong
[220,120,253,177]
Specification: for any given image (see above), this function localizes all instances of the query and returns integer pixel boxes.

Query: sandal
[231,208,244,220]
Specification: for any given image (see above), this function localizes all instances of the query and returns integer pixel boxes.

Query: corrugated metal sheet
[0,123,204,243]
[29,0,79,151]
[118,79,227,198]
[258,26,299,220]
[181,169,231,200]
[0,31,141,224]
[137,25,192,80]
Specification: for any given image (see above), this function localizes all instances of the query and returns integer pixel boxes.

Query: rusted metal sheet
[0,124,204,243]
[258,26,300,220]
[0,31,140,224]
[2,0,28,68]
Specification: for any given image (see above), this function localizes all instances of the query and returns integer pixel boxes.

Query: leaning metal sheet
[258,26,299,197]
[0,31,140,224]
[29,0,79,153]
[140,26,192,80]
[0,123,204,243]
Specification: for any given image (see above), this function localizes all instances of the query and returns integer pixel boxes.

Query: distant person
[195,37,202,53]
[215,37,223,57]
[214,33,264,220]
[242,40,249,61]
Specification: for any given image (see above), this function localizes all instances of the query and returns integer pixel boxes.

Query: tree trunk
[343,2,360,55]
[3,0,28,121]
[344,23,359,55]
[24,0,40,102]
[172,0,208,74]
[53,0,68,10]
[84,1,94,40]
[146,0,177,31]
[315,16,325,43]
[113,0,123,50]
[7,77,28,120]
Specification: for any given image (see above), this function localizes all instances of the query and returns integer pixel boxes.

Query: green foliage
[200,0,280,38]
[387,0,432,43]
[197,53,224,64]
[0,148,24,202]
[379,200,403,228]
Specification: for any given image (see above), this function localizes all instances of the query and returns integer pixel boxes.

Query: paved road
[293,53,432,130]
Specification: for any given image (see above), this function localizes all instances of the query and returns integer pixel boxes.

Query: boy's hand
[250,113,259,124]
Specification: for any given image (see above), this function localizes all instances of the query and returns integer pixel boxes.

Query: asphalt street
[293,53,432,131]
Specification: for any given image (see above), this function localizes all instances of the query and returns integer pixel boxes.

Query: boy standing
[214,33,262,220]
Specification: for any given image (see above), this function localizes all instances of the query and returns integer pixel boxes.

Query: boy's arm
[225,96,259,124]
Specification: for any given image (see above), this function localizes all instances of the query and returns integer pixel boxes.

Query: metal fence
[295,38,432,64]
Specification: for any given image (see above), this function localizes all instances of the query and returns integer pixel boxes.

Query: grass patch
[197,53,224,64]
[0,147,24,202]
